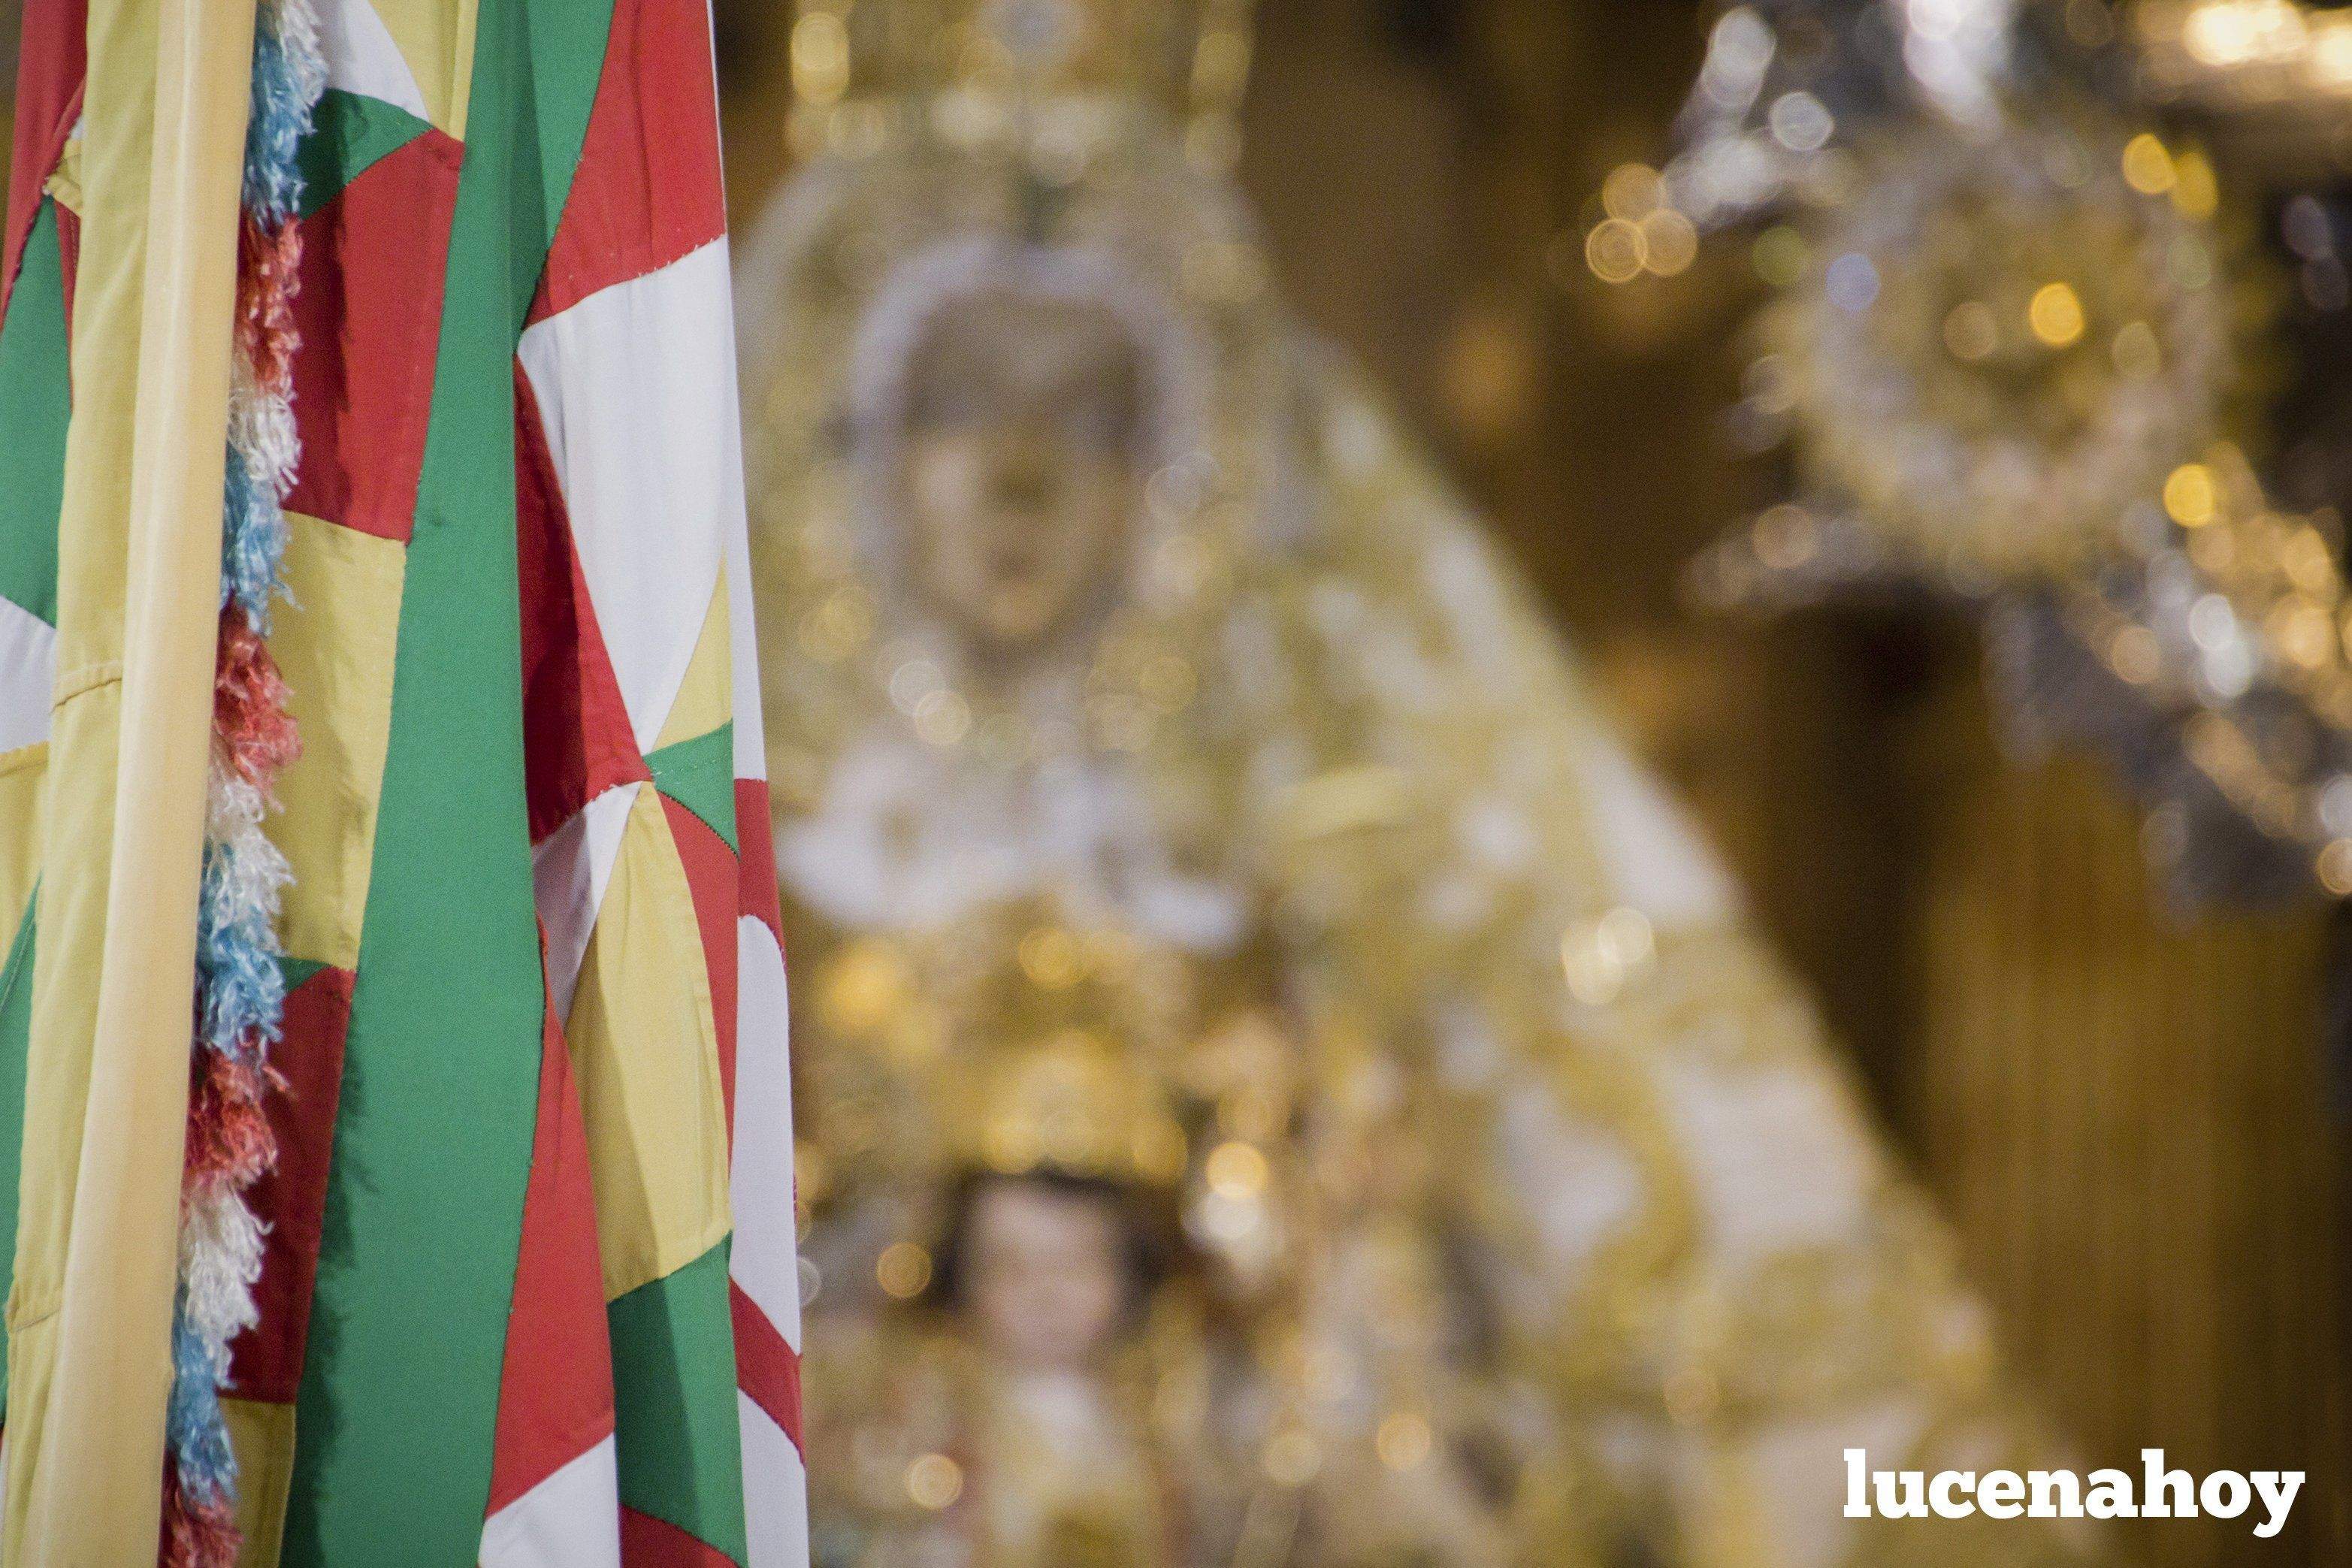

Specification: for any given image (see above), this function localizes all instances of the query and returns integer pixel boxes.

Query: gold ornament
[786,0,1256,168]
[2129,0,2352,174]
[1764,116,2233,578]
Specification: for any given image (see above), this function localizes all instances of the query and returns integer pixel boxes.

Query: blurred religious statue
[736,2,2106,1563]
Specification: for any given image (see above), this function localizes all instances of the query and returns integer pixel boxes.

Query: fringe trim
[162,0,322,1560]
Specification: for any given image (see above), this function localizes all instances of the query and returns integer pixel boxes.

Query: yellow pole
[3,0,255,1558]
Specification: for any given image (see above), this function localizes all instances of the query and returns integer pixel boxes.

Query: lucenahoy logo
[1843,1449,2304,1539]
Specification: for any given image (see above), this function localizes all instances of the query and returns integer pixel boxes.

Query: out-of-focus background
[717,5,2350,1564]
[5,1,2342,1560]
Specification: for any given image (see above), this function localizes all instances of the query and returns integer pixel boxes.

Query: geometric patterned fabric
[0,2,806,1561]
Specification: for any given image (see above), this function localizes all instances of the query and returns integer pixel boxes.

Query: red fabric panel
[228,965,355,1403]
[528,0,725,324]
[2,0,84,313]
[515,364,648,842]
[280,130,464,542]
[485,964,618,1517]
[620,1506,740,1568]
[659,795,739,1125]
[53,204,78,341]
[731,781,783,945]
[727,1281,803,1454]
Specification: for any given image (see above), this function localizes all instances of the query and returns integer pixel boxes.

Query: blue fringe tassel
[192,838,286,1065]
[219,445,289,631]
[169,0,317,1510]
[240,7,316,226]
[165,1297,240,1508]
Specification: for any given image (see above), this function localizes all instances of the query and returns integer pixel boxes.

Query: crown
[786,0,1258,164]
[962,1024,1192,1183]
[800,912,1214,1197]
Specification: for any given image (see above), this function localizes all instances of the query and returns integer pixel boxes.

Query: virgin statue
[736,3,2106,1563]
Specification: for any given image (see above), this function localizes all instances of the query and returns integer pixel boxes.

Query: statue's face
[963,1177,1127,1373]
[893,286,1150,650]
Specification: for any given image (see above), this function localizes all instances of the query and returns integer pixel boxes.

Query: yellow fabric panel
[0,1318,51,1538]
[653,579,730,752]
[271,512,406,971]
[222,1397,297,1568]
[8,685,121,1339]
[41,132,83,217]
[564,784,732,1302]
[369,0,479,141]
[0,746,44,956]
[5,687,134,1552]
[4,0,255,1557]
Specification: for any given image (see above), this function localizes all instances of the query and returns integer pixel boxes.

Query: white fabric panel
[730,917,800,1351]
[319,0,432,122]
[712,282,767,784]
[518,240,733,756]
[724,503,765,782]
[739,1391,810,1568]
[531,784,639,1021]
[1573,727,1739,928]
[477,1433,623,1568]
[0,597,56,756]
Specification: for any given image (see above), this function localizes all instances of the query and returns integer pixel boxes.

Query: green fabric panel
[609,1240,748,1564]
[518,0,617,307]
[294,89,433,220]
[647,722,736,855]
[0,896,37,1411]
[0,201,70,626]
[278,956,326,997]
[280,2,609,1558]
